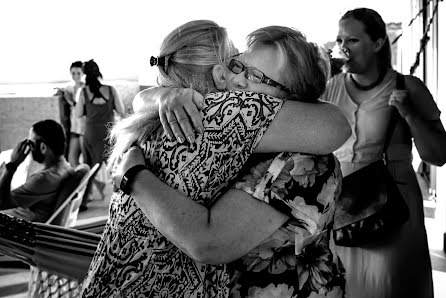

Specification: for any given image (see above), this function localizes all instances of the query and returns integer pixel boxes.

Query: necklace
[350,70,387,91]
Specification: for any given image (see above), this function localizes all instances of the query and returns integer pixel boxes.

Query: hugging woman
[82,20,350,298]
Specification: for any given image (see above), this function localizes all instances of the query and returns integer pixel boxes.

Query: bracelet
[5,162,18,172]
[120,164,147,195]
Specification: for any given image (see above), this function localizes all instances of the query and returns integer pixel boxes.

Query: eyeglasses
[227,58,290,93]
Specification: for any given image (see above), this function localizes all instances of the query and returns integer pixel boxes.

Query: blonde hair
[107,20,235,172]
[247,26,330,102]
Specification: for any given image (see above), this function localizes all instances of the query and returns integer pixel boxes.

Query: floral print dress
[229,152,346,298]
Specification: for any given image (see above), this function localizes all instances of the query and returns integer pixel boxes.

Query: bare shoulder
[402,74,433,99]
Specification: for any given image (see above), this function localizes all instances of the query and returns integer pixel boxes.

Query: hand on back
[158,88,205,143]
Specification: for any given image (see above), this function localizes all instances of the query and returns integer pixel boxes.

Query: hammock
[0,213,103,281]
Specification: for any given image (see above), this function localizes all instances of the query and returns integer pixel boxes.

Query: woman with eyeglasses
[83,21,349,298]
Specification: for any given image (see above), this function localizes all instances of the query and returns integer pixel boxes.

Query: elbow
[338,119,352,147]
[324,112,351,154]
[425,157,446,167]
[420,153,446,167]
[132,92,144,113]
[333,109,352,151]
[186,243,231,265]
[132,88,155,114]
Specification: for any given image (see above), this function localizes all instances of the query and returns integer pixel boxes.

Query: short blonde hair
[247,26,329,102]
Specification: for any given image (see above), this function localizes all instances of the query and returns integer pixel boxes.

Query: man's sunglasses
[227,58,290,93]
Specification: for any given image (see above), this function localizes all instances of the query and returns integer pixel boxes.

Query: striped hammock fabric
[0,213,103,281]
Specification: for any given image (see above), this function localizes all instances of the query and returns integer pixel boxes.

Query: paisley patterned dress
[229,152,345,298]
[82,91,284,297]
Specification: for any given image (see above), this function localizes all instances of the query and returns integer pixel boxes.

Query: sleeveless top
[83,85,115,127]
[323,70,440,167]
[82,91,284,298]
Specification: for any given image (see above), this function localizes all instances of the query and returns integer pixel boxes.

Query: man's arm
[0,166,17,209]
[0,140,31,209]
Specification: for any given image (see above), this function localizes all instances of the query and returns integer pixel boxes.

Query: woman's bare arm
[390,75,446,166]
[133,87,351,154]
[116,147,288,265]
[74,88,86,117]
[112,86,126,118]
[256,100,351,154]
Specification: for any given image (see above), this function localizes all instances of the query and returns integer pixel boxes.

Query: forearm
[64,91,75,106]
[131,170,220,261]
[74,99,84,117]
[0,169,14,209]
[130,170,287,264]
[256,101,351,154]
[132,87,165,117]
[406,115,446,166]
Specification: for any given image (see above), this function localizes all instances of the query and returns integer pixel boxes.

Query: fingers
[388,98,400,108]
[175,108,196,143]
[158,88,204,144]
[23,142,31,155]
[17,139,30,155]
[160,109,174,140]
[191,89,205,110]
[187,92,204,134]
[166,112,185,143]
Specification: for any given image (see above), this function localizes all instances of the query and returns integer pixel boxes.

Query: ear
[40,142,47,154]
[212,64,227,90]
[373,37,385,53]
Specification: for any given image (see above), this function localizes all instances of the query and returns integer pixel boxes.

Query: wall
[0,80,141,152]
[0,96,60,151]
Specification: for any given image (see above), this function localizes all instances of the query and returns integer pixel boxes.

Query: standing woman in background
[323,8,446,298]
[64,61,86,167]
[75,59,125,206]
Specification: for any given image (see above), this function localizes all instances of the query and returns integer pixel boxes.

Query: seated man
[0,119,73,222]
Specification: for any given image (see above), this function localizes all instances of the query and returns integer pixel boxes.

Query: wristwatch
[120,164,147,195]
[5,162,18,172]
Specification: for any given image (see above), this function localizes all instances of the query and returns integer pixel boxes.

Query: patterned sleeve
[144,90,284,206]
[230,153,346,297]
[234,152,342,236]
[203,91,284,149]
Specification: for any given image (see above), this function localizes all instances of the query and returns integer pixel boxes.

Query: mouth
[338,50,350,63]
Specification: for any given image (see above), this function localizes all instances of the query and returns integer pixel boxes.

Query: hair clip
[150,56,166,67]
[150,55,170,74]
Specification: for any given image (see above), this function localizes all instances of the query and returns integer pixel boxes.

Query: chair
[46,163,100,227]
[28,163,101,297]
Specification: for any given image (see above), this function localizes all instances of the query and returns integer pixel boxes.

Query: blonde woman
[83,21,350,297]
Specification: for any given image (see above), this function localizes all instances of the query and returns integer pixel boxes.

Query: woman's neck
[74,81,84,88]
[350,67,388,91]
